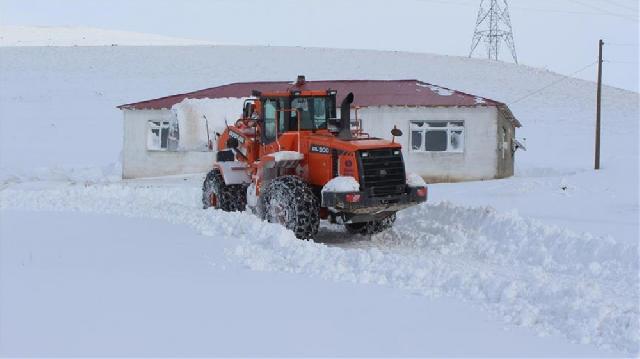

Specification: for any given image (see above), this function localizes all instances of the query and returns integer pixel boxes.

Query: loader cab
[258,90,337,144]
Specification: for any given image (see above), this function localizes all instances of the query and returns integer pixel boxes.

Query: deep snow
[0,177,636,355]
[1,208,618,357]
[0,44,638,356]
[171,97,249,150]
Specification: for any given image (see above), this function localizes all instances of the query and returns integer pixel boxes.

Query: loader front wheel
[202,169,246,212]
[345,213,396,236]
[260,176,319,240]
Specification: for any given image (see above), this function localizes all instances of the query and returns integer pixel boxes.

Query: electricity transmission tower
[469,0,518,63]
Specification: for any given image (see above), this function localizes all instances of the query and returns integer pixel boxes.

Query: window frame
[409,120,465,153]
[147,120,171,151]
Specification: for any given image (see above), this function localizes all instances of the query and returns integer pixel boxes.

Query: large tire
[202,169,246,212]
[345,213,396,235]
[260,176,319,239]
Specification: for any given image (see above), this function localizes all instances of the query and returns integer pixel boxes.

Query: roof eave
[497,104,522,128]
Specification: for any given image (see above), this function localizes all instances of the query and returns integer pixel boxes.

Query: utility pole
[595,39,603,170]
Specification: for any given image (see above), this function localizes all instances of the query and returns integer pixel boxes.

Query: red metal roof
[117,79,505,110]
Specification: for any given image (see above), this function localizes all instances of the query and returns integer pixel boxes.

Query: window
[263,99,277,143]
[263,96,336,141]
[313,97,328,129]
[168,114,180,151]
[290,97,331,130]
[147,120,170,150]
[278,98,287,133]
[410,121,464,152]
[291,97,313,130]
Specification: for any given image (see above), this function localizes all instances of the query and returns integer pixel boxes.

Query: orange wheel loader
[202,81,427,239]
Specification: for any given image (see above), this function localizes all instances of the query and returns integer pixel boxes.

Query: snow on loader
[202,78,428,239]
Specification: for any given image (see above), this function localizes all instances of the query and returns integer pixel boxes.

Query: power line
[581,0,639,12]
[567,0,639,21]
[412,0,586,14]
[605,60,638,64]
[606,42,639,47]
[413,0,639,19]
[511,61,598,104]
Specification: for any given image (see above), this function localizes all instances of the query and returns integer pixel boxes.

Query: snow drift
[171,97,247,151]
[0,183,636,354]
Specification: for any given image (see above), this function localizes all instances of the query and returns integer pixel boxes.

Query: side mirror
[391,126,403,137]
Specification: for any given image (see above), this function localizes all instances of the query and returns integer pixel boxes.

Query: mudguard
[214,161,251,185]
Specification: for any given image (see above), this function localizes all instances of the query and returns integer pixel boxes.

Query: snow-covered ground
[0,39,638,356]
[0,25,215,46]
[0,179,628,357]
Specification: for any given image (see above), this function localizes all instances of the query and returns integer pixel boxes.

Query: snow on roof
[118,79,504,110]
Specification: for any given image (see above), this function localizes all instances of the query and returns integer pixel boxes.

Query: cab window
[263,99,277,143]
[278,98,287,133]
[291,98,312,130]
[313,97,327,129]
[290,97,330,130]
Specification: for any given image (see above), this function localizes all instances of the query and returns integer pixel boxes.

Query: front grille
[358,149,406,197]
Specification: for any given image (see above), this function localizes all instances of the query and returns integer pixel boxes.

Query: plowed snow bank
[1,183,636,354]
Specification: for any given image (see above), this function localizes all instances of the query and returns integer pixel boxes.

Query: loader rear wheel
[260,175,319,239]
[202,169,246,212]
[345,213,396,236]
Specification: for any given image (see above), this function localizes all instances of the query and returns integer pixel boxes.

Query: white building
[117,79,521,181]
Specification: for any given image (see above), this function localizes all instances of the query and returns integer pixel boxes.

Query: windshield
[290,96,334,130]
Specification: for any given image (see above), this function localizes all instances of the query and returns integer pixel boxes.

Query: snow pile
[322,176,360,193]
[171,97,247,151]
[406,173,427,187]
[271,151,304,162]
[0,163,121,187]
[231,202,639,355]
[1,184,636,355]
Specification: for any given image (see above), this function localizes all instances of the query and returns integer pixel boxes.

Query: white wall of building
[122,105,512,181]
[358,105,501,182]
[122,109,215,179]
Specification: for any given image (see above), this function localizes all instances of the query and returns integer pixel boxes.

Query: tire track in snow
[1,183,637,355]
[319,205,638,353]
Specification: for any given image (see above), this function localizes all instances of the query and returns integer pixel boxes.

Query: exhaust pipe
[339,92,354,140]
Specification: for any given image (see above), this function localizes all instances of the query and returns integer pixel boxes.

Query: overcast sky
[1,0,638,92]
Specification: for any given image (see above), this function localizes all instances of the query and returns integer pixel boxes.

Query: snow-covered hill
[0,25,215,46]
[0,44,638,356]
[0,45,635,174]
